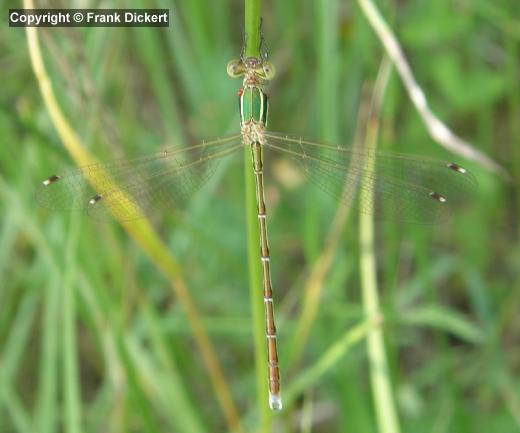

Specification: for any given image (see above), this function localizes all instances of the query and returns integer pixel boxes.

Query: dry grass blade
[357,0,509,179]
[24,1,243,431]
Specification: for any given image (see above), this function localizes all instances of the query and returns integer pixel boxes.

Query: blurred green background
[1,0,519,432]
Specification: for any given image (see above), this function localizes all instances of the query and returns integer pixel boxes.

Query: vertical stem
[359,59,401,433]
[245,0,261,57]
[63,218,82,433]
[315,0,339,143]
[243,0,272,428]
[505,36,520,239]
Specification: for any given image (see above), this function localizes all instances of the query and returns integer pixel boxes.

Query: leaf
[398,304,484,344]
[432,54,506,109]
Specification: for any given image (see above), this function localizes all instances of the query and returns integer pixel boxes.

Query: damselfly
[36,48,476,411]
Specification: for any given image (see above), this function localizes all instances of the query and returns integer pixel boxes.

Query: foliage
[1,0,519,432]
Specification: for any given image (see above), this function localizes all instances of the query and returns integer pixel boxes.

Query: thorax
[239,84,268,128]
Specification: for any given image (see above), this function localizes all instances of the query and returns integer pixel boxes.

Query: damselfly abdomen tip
[269,392,282,411]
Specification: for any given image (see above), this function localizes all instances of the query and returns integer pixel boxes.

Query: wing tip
[42,174,61,186]
[88,194,103,205]
[429,191,447,203]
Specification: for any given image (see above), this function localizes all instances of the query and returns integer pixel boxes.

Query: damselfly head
[243,56,261,69]
[227,57,275,81]
[245,56,276,80]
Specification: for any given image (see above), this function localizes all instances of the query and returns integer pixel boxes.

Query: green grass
[1,0,520,432]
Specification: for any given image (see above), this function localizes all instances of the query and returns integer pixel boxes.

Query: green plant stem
[63,218,82,433]
[245,0,261,58]
[359,59,401,433]
[243,0,271,428]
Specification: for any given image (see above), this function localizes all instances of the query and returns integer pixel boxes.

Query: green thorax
[239,86,268,127]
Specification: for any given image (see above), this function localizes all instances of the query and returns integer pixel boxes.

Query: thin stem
[245,0,261,57]
[63,219,82,433]
[244,0,272,429]
[359,58,401,433]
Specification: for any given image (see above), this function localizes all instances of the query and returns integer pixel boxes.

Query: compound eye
[227,59,244,78]
[262,61,276,80]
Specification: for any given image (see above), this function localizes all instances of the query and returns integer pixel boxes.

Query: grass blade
[62,217,82,433]
[285,319,373,406]
[359,58,401,433]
